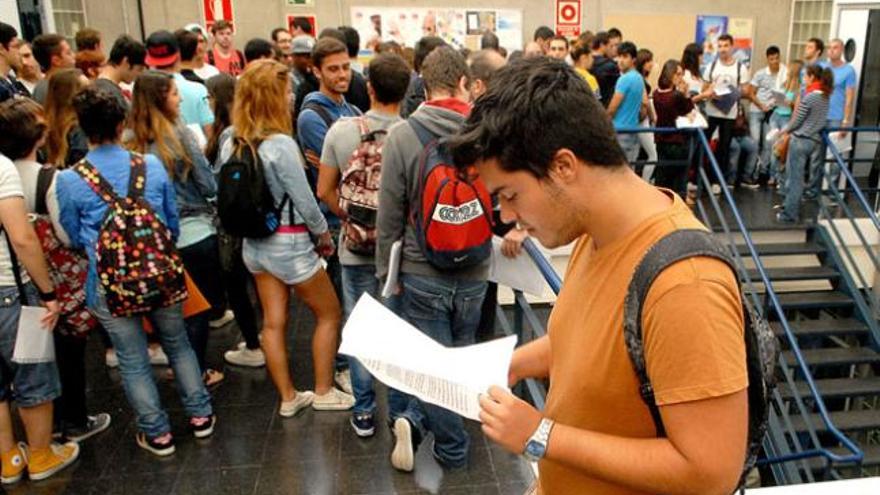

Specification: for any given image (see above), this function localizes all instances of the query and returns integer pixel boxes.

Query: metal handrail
[821,128,880,231]
[514,126,864,474]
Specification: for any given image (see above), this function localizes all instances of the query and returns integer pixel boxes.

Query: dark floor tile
[261,424,341,466]
[401,483,502,495]
[255,462,338,495]
[210,368,278,407]
[61,472,177,495]
[182,434,267,471]
[336,454,421,494]
[340,417,394,459]
[210,404,275,436]
[498,481,532,495]
[102,433,186,475]
[486,444,534,484]
[175,467,260,495]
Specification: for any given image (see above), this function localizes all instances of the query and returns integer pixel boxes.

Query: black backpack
[217,138,290,238]
[623,229,778,492]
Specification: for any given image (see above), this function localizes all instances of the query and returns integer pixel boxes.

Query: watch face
[525,440,546,460]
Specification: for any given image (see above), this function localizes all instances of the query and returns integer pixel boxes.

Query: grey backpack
[623,229,778,491]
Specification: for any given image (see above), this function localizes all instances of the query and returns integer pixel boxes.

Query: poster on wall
[555,0,582,38]
[203,0,235,31]
[728,17,754,68]
[350,7,523,52]
[695,15,728,68]
[287,15,317,36]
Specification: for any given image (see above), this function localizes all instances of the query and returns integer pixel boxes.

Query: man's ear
[547,148,579,185]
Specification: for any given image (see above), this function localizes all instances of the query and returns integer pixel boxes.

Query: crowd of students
[0,14,858,493]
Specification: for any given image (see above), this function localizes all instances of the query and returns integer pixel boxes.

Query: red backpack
[408,118,493,270]
[32,166,97,338]
[339,117,385,256]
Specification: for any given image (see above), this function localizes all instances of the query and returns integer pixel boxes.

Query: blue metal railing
[502,126,864,485]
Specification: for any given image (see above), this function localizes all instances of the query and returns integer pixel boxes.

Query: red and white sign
[555,0,581,38]
[203,0,235,31]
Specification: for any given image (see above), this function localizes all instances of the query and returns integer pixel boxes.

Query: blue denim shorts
[0,283,62,407]
[243,232,321,285]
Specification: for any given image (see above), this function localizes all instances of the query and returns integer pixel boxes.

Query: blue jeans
[748,112,770,174]
[729,135,758,183]
[0,283,62,407]
[90,292,213,438]
[768,113,790,184]
[806,119,842,197]
[782,135,819,221]
[341,264,401,415]
[389,273,487,468]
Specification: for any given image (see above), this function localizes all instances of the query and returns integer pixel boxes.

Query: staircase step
[777,291,854,310]
[746,266,839,282]
[772,318,868,338]
[780,378,880,400]
[736,242,825,257]
[783,348,880,367]
[791,409,880,433]
[807,444,880,470]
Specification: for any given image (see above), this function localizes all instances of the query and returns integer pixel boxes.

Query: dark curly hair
[73,84,128,144]
[449,58,625,179]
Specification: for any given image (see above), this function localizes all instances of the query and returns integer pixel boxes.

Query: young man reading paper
[449,58,749,495]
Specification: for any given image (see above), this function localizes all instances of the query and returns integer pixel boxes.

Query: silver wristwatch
[523,418,555,462]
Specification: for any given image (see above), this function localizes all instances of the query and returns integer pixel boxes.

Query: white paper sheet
[676,111,708,129]
[713,84,732,97]
[381,239,403,298]
[489,236,546,296]
[12,306,55,363]
[339,295,517,421]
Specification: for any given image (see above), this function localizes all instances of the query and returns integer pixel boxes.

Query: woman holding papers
[652,60,695,197]
[217,60,354,416]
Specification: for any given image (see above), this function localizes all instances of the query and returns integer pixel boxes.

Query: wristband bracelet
[38,289,56,302]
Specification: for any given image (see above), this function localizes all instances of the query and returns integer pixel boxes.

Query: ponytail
[820,67,834,97]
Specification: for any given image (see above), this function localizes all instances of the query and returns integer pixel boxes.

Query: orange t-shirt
[538,190,748,495]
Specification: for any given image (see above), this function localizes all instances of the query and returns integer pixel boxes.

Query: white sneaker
[224,347,266,367]
[149,346,169,366]
[312,388,355,411]
[711,184,722,195]
[390,418,415,472]
[687,182,698,193]
[105,349,119,368]
[279,391,315,418]
[209,310,235,329]
[334,369,353,395]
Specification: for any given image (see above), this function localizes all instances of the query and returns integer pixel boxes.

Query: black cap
[145,30,179,67]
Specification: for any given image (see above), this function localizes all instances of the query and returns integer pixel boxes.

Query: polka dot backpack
[73,153,188,317]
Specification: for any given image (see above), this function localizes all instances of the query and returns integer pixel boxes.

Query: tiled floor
[4,297,535,495]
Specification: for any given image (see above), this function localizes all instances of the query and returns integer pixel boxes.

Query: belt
[276,224,308,234]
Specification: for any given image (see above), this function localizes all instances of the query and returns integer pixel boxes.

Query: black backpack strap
[73,159,121,206]
[35,166,57,216]
[623,229,738,437]
[301,101,334,128]
[1,226,29,304]
[127,153,147,199]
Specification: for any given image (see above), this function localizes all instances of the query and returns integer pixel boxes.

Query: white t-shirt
[194,63,221,81]
[15,159,69,246]
[0,154,29,286]
[703,59,750,120]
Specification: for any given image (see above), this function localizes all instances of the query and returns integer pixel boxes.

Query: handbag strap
[1,226,29,304]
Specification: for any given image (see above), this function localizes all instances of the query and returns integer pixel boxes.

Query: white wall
[0,2,22,33]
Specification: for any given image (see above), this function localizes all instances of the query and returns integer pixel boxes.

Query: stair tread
[776,291,854,308]
[783,347,880,366]
[736,242,825,256]
[791,409,880,433]
[781,377,880,399]
[746,266,839,281]
[771,318,868,337]
[808,444,880,469]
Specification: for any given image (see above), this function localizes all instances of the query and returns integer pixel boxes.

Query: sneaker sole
[67,415,112,443]
[223,353,266,367]
[193,419,215,439]
[350,418,376,438]
[391,418,414,472]
[136,436,176,457]
[279,392,314,418]
[28,443,80,481]
[312,401,355,411]
[1,473,24,484]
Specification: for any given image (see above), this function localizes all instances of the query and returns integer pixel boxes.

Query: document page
[339,295,517,421]
[12,306,55,364]
[489,236,546,296]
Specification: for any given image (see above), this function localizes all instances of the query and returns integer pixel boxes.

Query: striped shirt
[785,90,829,141]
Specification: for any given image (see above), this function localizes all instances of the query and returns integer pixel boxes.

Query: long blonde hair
[44,69,86,167]
[233,59,292,145]
[128,70,192,180]
[785,60,803,93]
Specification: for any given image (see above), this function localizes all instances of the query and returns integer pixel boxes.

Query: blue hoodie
[296,91,361,225]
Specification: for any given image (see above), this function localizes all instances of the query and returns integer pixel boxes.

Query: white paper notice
[381,239,403,298]
[12,306,55,364]
[489,236,545,296]
[676,111,708,129]
[339,295,517,421]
